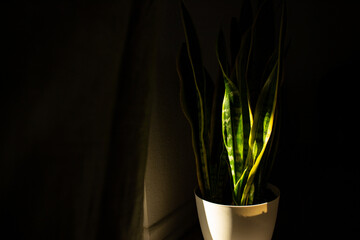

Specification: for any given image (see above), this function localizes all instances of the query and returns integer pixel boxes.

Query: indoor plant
[177,0,286,239]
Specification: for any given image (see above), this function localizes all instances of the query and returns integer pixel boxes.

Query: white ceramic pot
[195,184,280,240]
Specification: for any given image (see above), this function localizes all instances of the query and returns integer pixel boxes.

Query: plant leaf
[216,29,229,77]
[218,22,254,204]
[177,43,207,195]
[180,1,205,94]
[230,0,253,67]
[241,0,286,205]
[221,77,241,185]
[179,1,211,195]
[241,61,278,205]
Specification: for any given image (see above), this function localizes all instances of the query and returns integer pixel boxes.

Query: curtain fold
[0,1,158,239]
[97,1,159,239]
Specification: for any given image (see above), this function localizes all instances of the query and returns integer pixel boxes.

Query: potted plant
[177,0,286,239]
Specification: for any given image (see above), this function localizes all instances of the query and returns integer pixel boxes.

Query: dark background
[1,0,360,239]
[272,0,360,239]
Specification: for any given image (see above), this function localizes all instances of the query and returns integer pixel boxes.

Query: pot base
[195,184,280,240]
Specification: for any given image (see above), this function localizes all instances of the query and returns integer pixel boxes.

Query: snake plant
[177,0,286,205]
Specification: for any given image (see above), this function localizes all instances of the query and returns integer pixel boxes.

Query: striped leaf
[241,0,286,205]
[179,1,211,196]
[177,44,207,196]
[241,61,278,205]
[217,30,252,204]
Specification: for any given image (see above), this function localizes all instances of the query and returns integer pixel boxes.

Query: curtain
[0,1,158,239]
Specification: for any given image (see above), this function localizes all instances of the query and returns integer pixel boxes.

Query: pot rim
[194,183,280,208]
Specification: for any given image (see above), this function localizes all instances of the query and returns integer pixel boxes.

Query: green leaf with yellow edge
[217,29,252,204]
[177,43,207,196]
[179,1,211,196]
[241,0,286,205]
[241,60,280,205]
